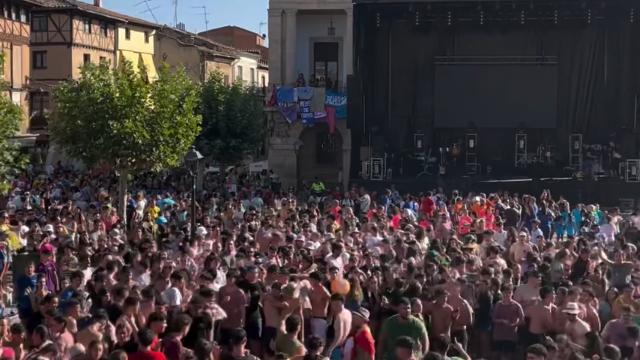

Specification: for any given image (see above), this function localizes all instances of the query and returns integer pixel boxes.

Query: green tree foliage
[50,60,202,222]
[0,53,27,194]
[196,70,266,170]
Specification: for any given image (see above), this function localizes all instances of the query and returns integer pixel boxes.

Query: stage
[348,0,640,186]
[349,175,640,209]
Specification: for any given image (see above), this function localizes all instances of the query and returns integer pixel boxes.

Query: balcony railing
[269,80,347,93]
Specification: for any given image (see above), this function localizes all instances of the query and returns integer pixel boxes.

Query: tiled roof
[162,25,237,55]
[33,0,159,28]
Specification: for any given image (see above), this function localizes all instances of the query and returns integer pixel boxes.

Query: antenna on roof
[192,6,210,31]
[172,0,178,27]
[135,0,160,23]
[259,21,267,37]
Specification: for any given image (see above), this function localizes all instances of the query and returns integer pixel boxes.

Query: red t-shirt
[351,326,375,359]
[420,197,435,216]
[129,350,166,360]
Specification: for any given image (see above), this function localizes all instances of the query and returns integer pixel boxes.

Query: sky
[82,0,269,36]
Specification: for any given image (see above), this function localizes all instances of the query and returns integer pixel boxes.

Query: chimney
[94,0,102,7]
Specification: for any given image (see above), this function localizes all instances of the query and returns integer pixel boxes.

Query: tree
[50,60,201,225]
[0,53,27,194]
[196,70,266,178]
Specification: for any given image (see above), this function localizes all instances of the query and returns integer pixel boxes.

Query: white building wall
[233,54,259,85]
[295,14,347,86]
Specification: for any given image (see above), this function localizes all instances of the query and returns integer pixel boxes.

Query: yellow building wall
[116,24,155,64]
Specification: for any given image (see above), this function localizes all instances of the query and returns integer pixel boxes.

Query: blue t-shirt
[16,274,38,309]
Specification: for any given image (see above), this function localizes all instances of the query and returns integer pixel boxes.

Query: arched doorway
[298,122,343,187]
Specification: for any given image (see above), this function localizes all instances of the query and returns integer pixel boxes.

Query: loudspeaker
[346,75,362,131]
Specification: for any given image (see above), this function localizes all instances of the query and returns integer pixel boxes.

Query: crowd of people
[0,162,639,360]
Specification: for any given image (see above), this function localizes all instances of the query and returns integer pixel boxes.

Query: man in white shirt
[359,189,371,215]
[163,271,184,307]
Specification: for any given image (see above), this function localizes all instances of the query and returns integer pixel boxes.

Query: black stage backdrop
[434,65,559,128]
[363,17,640,164]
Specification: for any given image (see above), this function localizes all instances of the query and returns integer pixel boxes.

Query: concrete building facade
[266,0,353,190]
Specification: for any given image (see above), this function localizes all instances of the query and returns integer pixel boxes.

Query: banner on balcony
[300,100,315,125]
[325,92,347,119]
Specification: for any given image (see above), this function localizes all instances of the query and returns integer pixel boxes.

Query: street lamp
[184,146,203,243]
[293,139,303,188]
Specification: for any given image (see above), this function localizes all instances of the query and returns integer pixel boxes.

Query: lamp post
[293,139,304,189]
[184,146,203,243]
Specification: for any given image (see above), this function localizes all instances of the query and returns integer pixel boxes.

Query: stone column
[284,9,297,84]
[344,7,354,81]
[268,9,283,85]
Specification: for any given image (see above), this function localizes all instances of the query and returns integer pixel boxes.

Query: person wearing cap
[349,308,375,360]
[562,302,590,348]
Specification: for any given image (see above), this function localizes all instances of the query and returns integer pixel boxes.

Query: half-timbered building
[0,0,42,135]
[28,0,158,133]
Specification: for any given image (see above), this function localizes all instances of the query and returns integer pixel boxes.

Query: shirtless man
[448,285,473,351]
[525,286,557,347]
[426,288,454,340]
[218,271,246,345]
[514,271,542,310]
[555,288,586,335]
[76,310,108,349]
[309,271,331,341]
[509,232,533,271]
[325,294,352,359]
[563,302,591,348]
[579,289,601,331]
[263,282,288,354]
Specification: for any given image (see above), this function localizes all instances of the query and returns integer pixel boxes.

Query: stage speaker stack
[346,75,362,131]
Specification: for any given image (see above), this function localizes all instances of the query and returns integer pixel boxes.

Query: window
[250,68,255,85]
[100,22,107,37]
[125,28,130,40]
[83,54,91,64]
[2,5,7,19]
[32,51,47,69]
[30,92,49,116]
[144,31,149,43]
[236,65,243,81]
[10,5,16,20]
[316,129,338,164]
[19,8,27,23]
[261,75,266,87]
[32,16,47,32]
[99,56,106,63]
[313,42,339,90]
[223,75,229,85]
[83,18,91,33]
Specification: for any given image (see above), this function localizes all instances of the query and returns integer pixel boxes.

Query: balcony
[269,79,347,93]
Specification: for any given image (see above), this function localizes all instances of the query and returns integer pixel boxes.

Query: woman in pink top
[458,209,473,235]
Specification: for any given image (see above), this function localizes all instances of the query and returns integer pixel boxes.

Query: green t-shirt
[382,315,428,360]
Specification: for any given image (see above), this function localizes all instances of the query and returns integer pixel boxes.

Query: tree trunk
[118,167,128,230]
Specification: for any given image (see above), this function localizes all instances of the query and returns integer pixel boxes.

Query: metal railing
[269,80,347,93]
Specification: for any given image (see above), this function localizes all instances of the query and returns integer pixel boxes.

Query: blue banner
[300,100,315,125]
[325,92,347,119]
